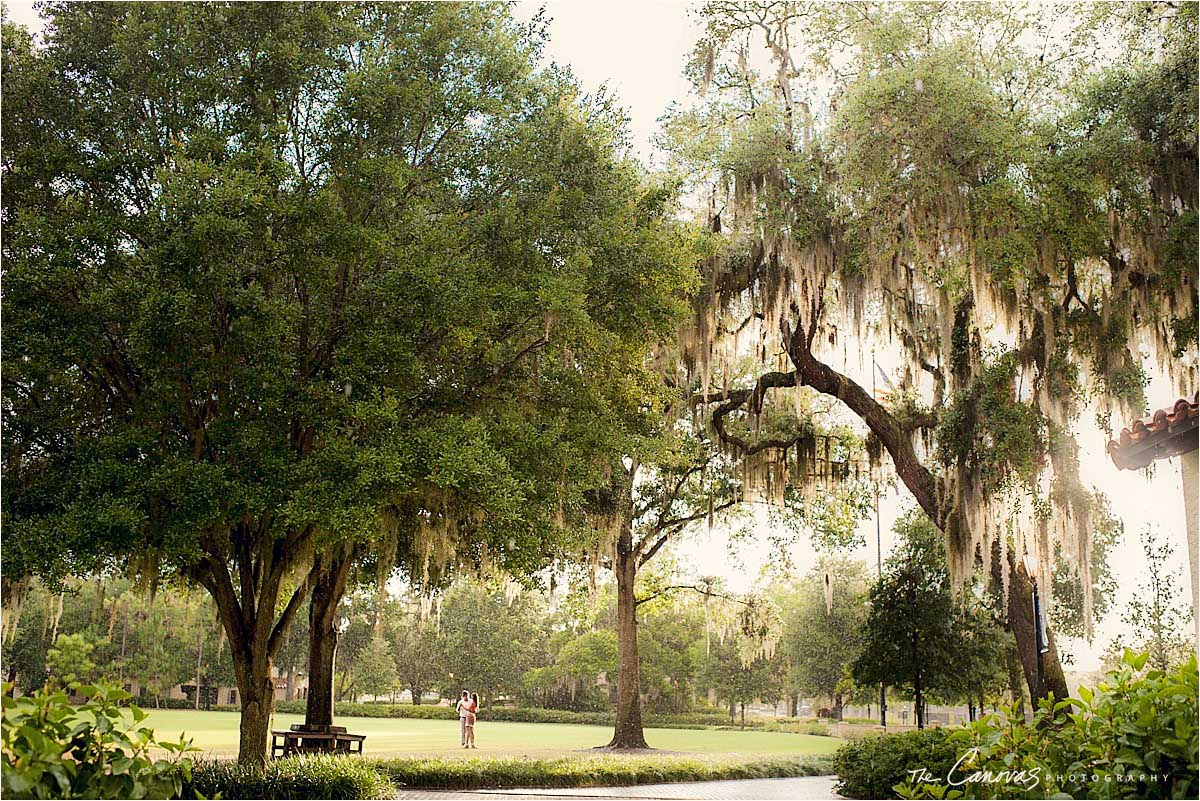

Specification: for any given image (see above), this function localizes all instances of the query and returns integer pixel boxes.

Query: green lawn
[140,709,841,759]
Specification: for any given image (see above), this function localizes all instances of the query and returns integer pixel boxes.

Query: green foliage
[352,636,399,702]
[833,729,957,800]
[382,599,443,704]
[188,754,394,800]
[436,583,549,705]
[1,682,197,799]
[1050,493,1121,642]
[523,628,617,711]
[5,577,234,707]
[898,651,1199,799]
[373,753,835,789]
[777,559,869,713]
[2,1,696,762]
[44,633,102,686]
[935,354,1046,494]
[699,633,783,722]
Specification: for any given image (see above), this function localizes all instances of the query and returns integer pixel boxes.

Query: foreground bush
[376,753,835,789]
[896,651,1199,800]
[1,682,197,799]
[833,728,956,799]
[189,755,394,800]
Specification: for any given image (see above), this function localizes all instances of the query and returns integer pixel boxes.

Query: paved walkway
[396,775,841,800]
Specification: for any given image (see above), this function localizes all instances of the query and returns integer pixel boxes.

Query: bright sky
[5,0,1193,672]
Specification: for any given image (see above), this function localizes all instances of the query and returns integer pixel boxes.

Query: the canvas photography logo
[904,746,1177,797]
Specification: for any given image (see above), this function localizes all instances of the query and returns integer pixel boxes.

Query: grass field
[140,709,842,759]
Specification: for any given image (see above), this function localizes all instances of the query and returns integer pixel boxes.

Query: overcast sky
[4,0,1192,672]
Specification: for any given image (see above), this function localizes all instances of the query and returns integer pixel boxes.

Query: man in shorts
[455,690,470,746]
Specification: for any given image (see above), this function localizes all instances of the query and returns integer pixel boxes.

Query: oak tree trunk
[305,547,354,730]
[195,526,316,765]
[606,525,649,749]
[914,670,924,730]
[1007,552,1069,706]
[235,661,275,765]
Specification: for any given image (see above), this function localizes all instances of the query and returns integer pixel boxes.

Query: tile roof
[1106,392,1199,471]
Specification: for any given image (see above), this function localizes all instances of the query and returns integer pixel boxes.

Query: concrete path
[396,775,842,800]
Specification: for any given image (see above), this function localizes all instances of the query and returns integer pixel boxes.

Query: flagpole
[872,351,887,729]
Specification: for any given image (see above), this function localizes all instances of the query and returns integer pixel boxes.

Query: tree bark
[914,671,924,729]
[305,546,354,730]
[411,685,422,705]
[789,694,798,717]
[195,623,203,710]
[234,660,275,766]
[606,520,649,749]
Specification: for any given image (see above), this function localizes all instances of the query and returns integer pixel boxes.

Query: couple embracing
[456,690,479,748]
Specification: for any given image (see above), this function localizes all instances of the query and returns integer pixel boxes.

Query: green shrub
[1,682,198,799]
[272,701,457,720]
[762,719,833,736]
[898,651,1199,800]
[833,728,957,799]
[374,753,835,789]
[269,701,759,729]
[189,755,394,800]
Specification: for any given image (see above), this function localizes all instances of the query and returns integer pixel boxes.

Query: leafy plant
[897,651,1199,799]
[833,728,957,799]
[1,682,198,799]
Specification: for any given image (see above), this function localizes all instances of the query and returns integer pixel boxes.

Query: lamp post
[872,351,887,729]
[1022,552,1050,703]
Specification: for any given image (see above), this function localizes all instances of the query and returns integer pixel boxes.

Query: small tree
[778,558,869,719]
[852,512,959,729]
[944,591,1013,721]
[437,584,549,710]
[45,633,101,686]
[353,637,398,703]
[1109,528,1195,672]
[385,600,444,705]
[700,635,782,728]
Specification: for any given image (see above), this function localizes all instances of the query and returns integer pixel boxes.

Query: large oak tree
[2,1,693,762]
[666,1,1197,706]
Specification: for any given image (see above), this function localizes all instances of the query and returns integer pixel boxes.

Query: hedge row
[187,753,836,798]
[268,701,762,729]
[187,755,395,800]
[378,753,836,790]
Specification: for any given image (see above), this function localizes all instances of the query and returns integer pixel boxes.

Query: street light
[1022,552,1050,703]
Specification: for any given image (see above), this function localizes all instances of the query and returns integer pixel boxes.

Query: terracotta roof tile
[1106,392,1199,470]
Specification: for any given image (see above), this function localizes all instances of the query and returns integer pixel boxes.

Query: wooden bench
[271,727,366,758]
